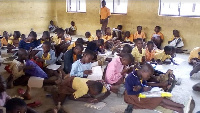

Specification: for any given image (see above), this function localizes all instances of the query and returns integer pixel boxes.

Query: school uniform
[134,31,146,40]
[105,57,124,84]
[100,6,111,35]
[152,32,164,40]
[124,35,134,42]
[86,41,102,53]
[102,35,112,42]
[188,47,200,63]
[63,48,82,74]
[131,46,146,62]
[35,49,57,66]
[124,71,163,109]
[151,32,164,49]
[18,40,37,50]
[154,50,171,61]
[52,36,62,45]
[68,42,76,50]
[88,36,94,42]
[1,37,8,46]
[70,59,92,78]
[145,48,156,61]
[8,38,21,47]
[58,77,107,99]
[168,37,184,48]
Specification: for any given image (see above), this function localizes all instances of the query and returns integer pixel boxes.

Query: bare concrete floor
[1,52,200,113]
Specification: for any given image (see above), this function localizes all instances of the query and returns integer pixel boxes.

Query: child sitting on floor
[1,31,9,47]
[134,26,146,42]
[112,25,123,41]
[123,31,134,43]
[151,26,164,49]
[52,28,65,45]
[168,30,184,53]
[102,27,112,42]
[105,53,134,93]
[145,41,156,62]
[124,63,184,113]
[7,31,21,52]
[94,30,102,40]
[21,34,26,40]
[70,50,94,78]
[49,20,58,33]
[85,32,94,42]
[35,41,57,67]
[68,21,77,35]
[131,38,146,63]
[64,44,84,74]
[154,46,177,65]
[86,39,105,54]
[188,47,200,65]
[40,31,51,44]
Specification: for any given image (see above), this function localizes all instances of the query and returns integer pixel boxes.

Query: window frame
[66,0,86,13]
[158,0,200,18]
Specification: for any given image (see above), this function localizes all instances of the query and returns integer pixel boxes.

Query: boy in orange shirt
[100,0,111,36]
[124,31,134,43]
[145,41,156,62]
[1,31,9,47]
[134,26,146,42]
[151,26,164,49]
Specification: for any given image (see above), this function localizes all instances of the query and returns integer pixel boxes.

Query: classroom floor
[0,43,200,113]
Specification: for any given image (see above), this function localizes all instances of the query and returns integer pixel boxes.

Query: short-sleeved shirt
[152,32,164,40]
[52,36,62,45]
[131,46,146,62]
[102,35,112,42]
[188,47,200,62]
[100,7,111,19]
[88,36,94,42]
[154,50,171,61]
[124,35,134,42]
[145,48,156,61]
[134,31,146,39]
[68,42,76,50]
[1,37,8,46]
[72,77,107,99]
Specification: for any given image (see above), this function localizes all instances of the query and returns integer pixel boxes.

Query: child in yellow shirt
[102,27,112,42]
[188,47,200,65]
[85,32,94,42]
[1,31,9,47]
[94,30,102,40]
[131,38,145,63]
[52,28,65,45]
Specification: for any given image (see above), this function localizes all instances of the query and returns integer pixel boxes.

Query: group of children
[0,22,192,113]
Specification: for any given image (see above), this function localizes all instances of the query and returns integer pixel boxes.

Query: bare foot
[23,86,31,100]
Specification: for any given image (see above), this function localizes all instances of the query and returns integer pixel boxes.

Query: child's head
[50,20,54,25]
[139,63,154,80]
[71,21,75,26]
[0,76,6,93]
[5,98,27,113]
[42,31,50,41]
[117,25,123,30]
[13,31,21,39]
[105,27,111,35]
[74,44,84,55]
[75,38,84,45]
[56,28,65,38]
[97,39,104,47]
[101,0,106,7]
[122,44,132,53]
[137,26,142,32]
[125,31,130,38]
[21,34,26,40]
[3,31,8,38]
[164,46,172,55]
[96,30,102,38]
[154,26,161,33]
[173,30,180,37]
[135,38,143,50]
[85,32,91,38]
[120,53,134,66]
[88,81,103,96]
[42,41,51,53]
[147,41,154,52]
[18,49,28,61]
[27,31,37,42]
[82,50,94,63]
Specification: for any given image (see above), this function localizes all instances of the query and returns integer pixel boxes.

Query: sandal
[27,101,42,108]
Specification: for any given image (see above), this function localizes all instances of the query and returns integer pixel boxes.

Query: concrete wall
[55,0,200,50]
[0,0,56,35]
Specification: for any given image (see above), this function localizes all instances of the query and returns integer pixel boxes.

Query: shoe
[124,104,133,113]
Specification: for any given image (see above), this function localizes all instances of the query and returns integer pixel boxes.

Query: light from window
[101,0,128,14]
[159,0,200,17]
[66,0,86,12]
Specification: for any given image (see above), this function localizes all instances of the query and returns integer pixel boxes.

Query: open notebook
[87,66,103,81]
